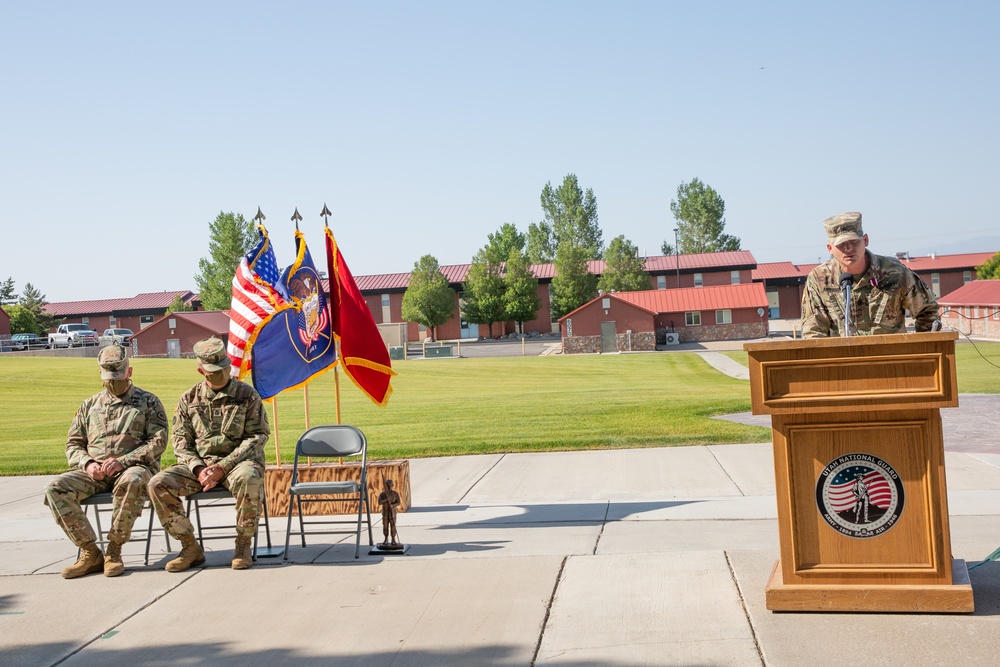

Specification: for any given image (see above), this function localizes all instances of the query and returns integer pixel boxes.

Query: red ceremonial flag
[325,226,395,406]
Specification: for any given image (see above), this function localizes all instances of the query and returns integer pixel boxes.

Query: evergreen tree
[195,211,255,310]
[503,246,541,334]
[599,235,649,293]
[18,283,57,333]
[0,277,16,305]
[401,255,456,340]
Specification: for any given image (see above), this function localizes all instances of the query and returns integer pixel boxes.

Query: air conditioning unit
[664,332,680,345]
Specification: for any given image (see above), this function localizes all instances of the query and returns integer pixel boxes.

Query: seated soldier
[44,345,168,578]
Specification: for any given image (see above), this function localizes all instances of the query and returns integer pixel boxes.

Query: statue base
[369,543,409,556]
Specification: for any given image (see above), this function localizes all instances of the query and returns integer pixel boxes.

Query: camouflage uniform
[148,353,269,540]
[801,212,939,338]
[801,251,939,338]
[44,379,168,547]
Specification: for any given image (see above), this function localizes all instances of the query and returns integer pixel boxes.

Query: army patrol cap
[824,212,865,246]
[98,345,130,380]
[193,337,231,372]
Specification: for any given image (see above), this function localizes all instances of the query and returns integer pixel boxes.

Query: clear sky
[3,1,998,303]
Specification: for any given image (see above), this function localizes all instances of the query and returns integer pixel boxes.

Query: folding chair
[185,486,273,560]
[79,493,170,566]
[283,425,374,560]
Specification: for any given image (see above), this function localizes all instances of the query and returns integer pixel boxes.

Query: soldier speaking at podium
[801,212,939,338]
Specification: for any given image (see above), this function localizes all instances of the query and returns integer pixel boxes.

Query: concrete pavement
[3,407,1000,665]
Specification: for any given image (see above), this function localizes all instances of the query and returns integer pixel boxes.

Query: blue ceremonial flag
[250,230,338,400]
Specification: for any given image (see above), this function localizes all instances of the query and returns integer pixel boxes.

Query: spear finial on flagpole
[320,203,332,229]
[291,207,302,231]
[254,207,266,223]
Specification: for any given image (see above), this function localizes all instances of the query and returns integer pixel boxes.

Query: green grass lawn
[3,342,997,476]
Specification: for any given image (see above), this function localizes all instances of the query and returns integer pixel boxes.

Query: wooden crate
[264,460,410,517]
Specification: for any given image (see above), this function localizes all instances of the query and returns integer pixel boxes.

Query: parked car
[100,328,135,345]
[10,333,41,350]
[48,323,100,348]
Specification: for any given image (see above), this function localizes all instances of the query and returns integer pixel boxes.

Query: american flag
[227,225,284,376]
[826,466,893,512]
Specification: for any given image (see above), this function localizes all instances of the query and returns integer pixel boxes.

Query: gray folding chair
[185,486,273,560]
[79,493,170,566]
[283,425,374,559]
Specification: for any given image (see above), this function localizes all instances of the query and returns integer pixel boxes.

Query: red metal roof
[643,250,757,272]
[752,262,804,281]
[938,280,1000,307]
[902,252,998,272]
[561,283,768,320]
[45,291,197,316]
[796,263,820,275]
[171,310,233,332]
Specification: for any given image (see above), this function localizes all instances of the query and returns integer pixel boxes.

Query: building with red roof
[558,283,769,353]
[938,280,1000,338]
[43,291,201,335]
[128,310,231,358]
[899,252,998,300]
[751,262,810,320]
[0,306,10,338]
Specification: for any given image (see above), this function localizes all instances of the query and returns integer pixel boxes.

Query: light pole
[673,227,679,287]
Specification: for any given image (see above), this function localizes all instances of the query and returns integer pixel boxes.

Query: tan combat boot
[165,534,206,572]
[104,540,125,577]
[62,542,104,579]
[231,536,253,570]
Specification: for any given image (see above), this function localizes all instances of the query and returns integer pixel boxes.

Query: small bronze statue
[377,479,402,549]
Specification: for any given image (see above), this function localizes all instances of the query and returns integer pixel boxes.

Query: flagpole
[304,384,312,466]
[334,365,343,465]
[321,203,345,463]
[271,399,281,467]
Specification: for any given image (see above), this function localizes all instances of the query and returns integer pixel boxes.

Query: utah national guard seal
[815,453,905,539]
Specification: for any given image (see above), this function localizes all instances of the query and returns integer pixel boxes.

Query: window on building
[109,315,117,326]
[931,273,940,298]
[730,271,740,285]
[716,309,732,324]
[685,311,701,326]
[140,315,154,327]
[693,273,703,287]
[656,275,666,290]
[381,293,391,323]
[82,317,89,326]
[963,270,972,284]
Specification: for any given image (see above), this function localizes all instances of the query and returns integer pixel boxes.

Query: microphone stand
[839,272,853,337]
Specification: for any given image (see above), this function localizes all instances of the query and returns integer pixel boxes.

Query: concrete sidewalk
[3,421,1000,665]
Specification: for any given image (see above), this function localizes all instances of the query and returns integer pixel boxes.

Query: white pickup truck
[48,323,100,348]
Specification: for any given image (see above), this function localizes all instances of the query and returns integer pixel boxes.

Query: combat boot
[104,540,125,577]
[231,536,253,570]
[165,534,206,572]
[62,542,104,579]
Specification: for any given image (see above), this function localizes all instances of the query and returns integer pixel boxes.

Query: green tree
[663,178,740,254]
[537,174,603,259]
[0,277,16,305]
[976,252,1000,280]
[487,223,526,260]
[401,255,456,340]
[166,293,194,314]
[599,235,649,293]
[551,242,598,320]
[6,304,39,335]
[195,211,255,310]
[526,221,555,264]
[462,246,507,338]
[18,283,57,333]
[503,246,541,334]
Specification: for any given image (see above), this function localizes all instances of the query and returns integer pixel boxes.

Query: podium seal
[816,453,905,539]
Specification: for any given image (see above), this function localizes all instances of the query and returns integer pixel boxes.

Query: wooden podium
[744,332,974,613]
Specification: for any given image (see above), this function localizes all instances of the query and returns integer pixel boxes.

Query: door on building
[767,288,780,319]
[166,339,180,359]
[600,321,617,353]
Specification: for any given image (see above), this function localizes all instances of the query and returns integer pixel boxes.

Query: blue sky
[2,2,998,303]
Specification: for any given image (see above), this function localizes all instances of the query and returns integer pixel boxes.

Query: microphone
[839,272,853,337]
